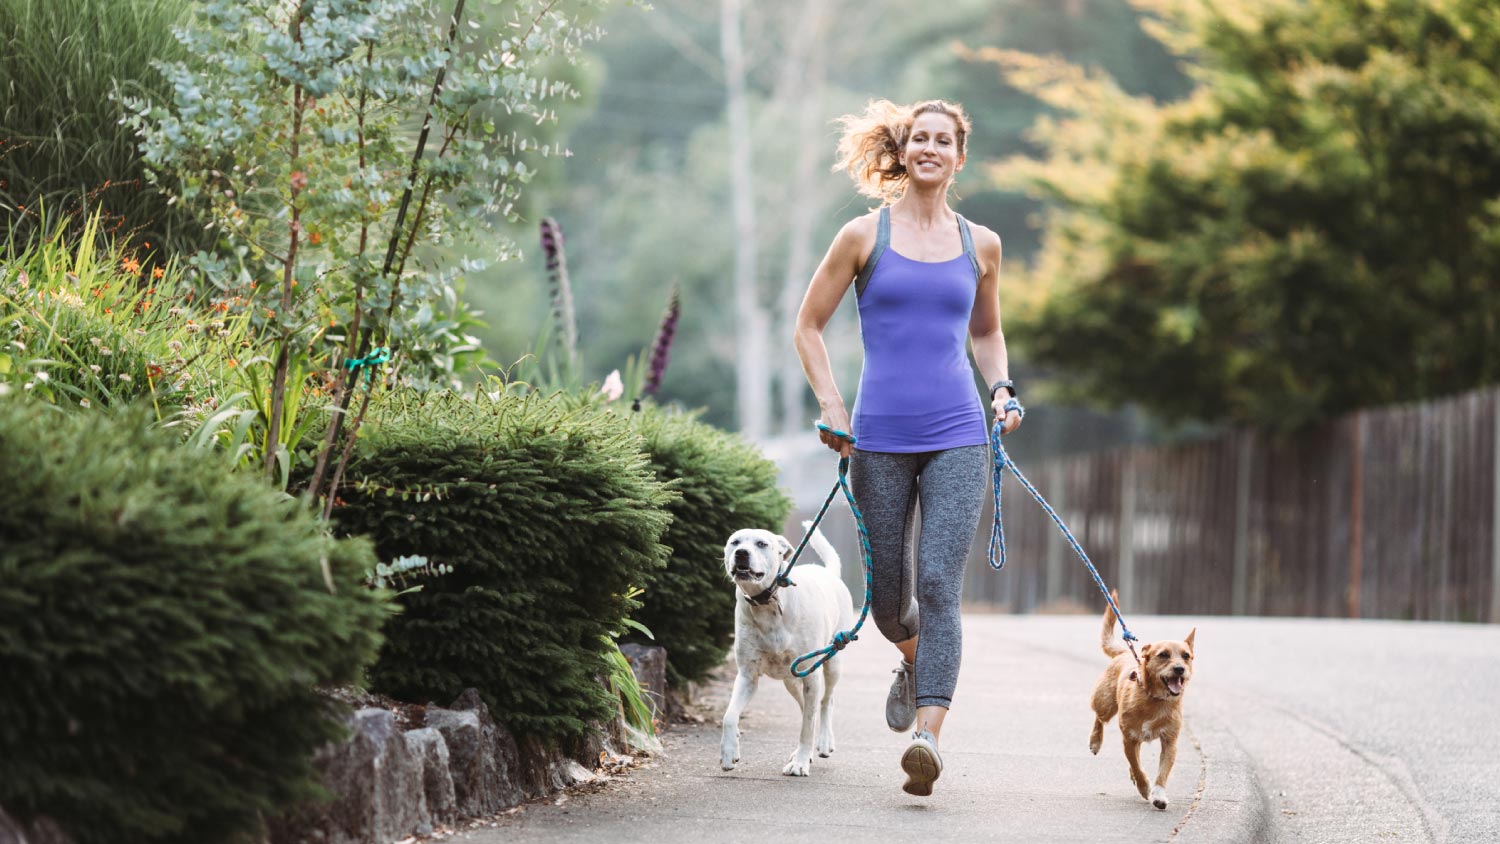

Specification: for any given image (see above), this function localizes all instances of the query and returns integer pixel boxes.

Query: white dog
[720,521,855,776]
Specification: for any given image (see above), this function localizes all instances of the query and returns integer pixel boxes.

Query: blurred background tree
[986,0,1500,431]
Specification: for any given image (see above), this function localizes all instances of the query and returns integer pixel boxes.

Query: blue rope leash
[990,398,1142,660]
[787,423,877,678]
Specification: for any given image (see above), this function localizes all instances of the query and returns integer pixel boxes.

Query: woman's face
[900,111,964,187]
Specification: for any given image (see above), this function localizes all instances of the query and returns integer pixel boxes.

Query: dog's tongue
[1166,677,1184,695]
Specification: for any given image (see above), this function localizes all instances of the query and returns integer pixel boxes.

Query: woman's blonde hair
[832,99,973,202]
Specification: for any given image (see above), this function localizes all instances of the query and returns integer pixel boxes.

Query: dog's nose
[733,549,750,567]
[1172,666,1186,676]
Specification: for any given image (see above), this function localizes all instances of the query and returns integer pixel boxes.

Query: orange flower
[152,267,164,279]
[227,358,238,368]
[122,257,141,274]
[309,231,322,245]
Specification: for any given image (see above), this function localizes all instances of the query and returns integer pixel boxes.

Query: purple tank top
[850,206,988,453]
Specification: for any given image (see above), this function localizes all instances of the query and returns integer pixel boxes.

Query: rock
[516,735,600,799]
[269,708,427,844]
[402,728,456,826]
[427,690,524,816]
[620,643,669,726]
[0,809,71,844]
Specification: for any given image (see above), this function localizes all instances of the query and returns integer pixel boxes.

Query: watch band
[989,379,1016,399]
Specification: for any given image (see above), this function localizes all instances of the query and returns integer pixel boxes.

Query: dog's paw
[1150,785,1168,810]
[1129,768,1150,798]
[720,739,740,771]
[1088,737,1101,755]
[783,752,812,776]
[816,735,835,757]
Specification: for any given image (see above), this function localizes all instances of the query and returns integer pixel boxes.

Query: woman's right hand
[817,408,855,458]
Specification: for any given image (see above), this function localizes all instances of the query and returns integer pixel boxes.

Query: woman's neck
[892,184,954,229]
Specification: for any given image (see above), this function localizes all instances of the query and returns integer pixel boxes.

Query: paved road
[454,614,1499,844]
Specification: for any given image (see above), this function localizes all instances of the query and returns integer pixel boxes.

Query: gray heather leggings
[849,445,988,709]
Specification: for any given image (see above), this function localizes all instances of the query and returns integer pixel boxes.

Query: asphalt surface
[452,613,1499,844]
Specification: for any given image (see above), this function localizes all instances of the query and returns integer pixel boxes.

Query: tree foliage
[992,0,1500,430]
[124,0,605,495]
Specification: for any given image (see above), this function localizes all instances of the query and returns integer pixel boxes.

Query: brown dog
[1088,595,1196,810]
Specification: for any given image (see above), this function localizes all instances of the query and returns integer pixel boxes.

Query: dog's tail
[1100,590,1127,658]
[801,520,841,578]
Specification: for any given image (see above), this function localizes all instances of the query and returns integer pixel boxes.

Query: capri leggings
[849,444,989,709]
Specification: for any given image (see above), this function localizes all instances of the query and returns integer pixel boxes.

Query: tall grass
[0,0,211,254]
[0,213,251,414]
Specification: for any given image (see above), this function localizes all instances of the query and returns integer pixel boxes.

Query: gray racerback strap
[957,214,981,283]
[854,206,891,299]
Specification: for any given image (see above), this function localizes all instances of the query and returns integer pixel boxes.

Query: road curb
[1173,704,1274,844]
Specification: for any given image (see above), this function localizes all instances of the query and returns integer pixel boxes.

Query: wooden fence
[794,387,1500,622]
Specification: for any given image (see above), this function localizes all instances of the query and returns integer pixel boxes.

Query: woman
[793,98,1022,797]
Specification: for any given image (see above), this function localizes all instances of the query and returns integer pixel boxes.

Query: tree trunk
[721,0,770,440]
[775,0,831,436]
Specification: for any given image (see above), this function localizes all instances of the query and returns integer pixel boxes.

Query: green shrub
[0,400,386,844]
[0,0,211,253]
[318,389,675,742]
[627,404,791,685]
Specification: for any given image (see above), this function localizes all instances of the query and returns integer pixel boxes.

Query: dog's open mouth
[1164,676,1185,696]
[732,570,763,581]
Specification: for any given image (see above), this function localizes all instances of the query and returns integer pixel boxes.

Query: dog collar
[743,571,794,607]
[743,584,780,606]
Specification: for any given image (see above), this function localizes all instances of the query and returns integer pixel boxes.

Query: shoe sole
[900,743,941,797]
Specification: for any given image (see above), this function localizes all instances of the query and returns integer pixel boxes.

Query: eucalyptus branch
[306,41,375,509]
[264,5,309,480]
[517,0,566,51]
[381,0,466,282]
[389,123,460,304]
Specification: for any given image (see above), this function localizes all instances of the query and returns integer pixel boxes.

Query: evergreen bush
[320,389,675,742]
[627,404,791,685]
[0,400,386,844]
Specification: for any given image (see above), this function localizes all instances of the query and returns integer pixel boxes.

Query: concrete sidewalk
[458,615,1269,844]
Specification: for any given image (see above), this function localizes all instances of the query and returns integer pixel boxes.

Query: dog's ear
[778,536,795,560]
[1184,628,1196,650]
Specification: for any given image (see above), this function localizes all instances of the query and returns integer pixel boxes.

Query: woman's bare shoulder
[967,219,1003,255]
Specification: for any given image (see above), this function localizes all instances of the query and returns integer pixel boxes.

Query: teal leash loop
[989,398,1142,660]
[344,346,390,383]
[788,423,877,678]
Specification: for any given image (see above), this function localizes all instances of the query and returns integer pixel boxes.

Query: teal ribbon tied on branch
[344,347,390,383]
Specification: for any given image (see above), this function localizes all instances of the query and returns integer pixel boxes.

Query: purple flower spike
[643,285,680,398]
[539,217,577,368]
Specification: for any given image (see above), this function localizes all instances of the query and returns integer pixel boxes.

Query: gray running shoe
[900,729,943,797]
[886,659,917,732]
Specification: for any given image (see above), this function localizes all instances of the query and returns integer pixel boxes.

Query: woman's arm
[968,226,1021,434]
[794,216,873,457]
